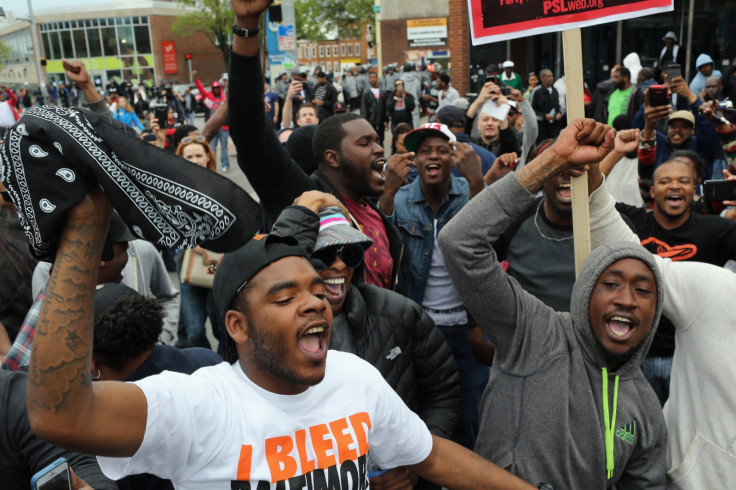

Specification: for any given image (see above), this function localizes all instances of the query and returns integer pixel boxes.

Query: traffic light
[185,53,193,60]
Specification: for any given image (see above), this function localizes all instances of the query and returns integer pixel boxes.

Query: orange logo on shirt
[641,237,697,261]
[236,412,372,484]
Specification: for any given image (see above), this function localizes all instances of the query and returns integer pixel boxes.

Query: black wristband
[232,24,259,38]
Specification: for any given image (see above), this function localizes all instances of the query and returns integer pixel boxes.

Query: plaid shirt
[1,290,43,372]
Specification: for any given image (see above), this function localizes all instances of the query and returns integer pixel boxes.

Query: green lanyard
[602,367,620,480]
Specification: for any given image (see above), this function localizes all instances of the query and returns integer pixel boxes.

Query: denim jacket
[390,175,470,304]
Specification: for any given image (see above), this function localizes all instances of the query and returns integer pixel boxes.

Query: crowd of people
[1,1,736,489]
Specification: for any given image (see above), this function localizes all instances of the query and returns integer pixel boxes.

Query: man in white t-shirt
[25,182,535,490]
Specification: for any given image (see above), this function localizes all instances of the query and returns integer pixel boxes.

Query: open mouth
[324,277,347,303]
[426,163,441,177]
[605,314,636,342]
[665,194,685,207]
[297,321,329,361]
[372,158,386,183]
[556,181,572,202]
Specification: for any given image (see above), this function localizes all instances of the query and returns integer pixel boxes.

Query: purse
[179,247,224,289]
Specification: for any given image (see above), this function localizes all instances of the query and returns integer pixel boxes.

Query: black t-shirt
[616,203,736,355]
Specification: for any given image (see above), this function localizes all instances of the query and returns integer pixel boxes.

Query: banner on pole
[467,0,673,45]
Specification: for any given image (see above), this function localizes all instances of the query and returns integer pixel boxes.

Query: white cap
[663,31,677,42]
[507,100,518,109]
[502,61,515,69]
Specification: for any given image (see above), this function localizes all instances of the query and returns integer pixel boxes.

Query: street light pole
[25,0,45,93]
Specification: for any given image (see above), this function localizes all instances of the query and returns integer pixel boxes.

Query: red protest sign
[162,41,178,74]
[468,0,673,45]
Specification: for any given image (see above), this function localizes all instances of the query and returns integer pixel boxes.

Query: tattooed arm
[26,188,147,457]
[515,118,614,194]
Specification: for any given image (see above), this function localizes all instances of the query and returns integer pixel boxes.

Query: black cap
[436,105,467,126]
[315,71,327,78]
[286,125,319,174]
[94,283,140,323]
[213,234,307,322]
[485,63,499,74]
[110,211,136,242]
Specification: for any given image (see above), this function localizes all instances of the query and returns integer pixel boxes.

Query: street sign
[467,0,673,45]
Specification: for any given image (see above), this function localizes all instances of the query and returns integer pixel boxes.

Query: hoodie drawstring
[602,367,620,479]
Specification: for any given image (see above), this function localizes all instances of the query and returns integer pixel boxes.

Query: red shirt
[342,195,393,289]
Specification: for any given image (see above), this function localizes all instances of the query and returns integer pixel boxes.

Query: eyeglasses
[180,135,206,144]
[311,244,365,271]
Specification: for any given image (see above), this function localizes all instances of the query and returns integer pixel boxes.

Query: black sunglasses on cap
[311,244,365,271]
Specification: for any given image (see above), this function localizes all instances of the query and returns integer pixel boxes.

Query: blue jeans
[641,355,673,406]
[209,128,230,170]
[185,111,196,126]
[437,324,490,449]
[176,252,226,352]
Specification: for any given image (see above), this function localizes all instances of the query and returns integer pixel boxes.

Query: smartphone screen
[154,106,169,129]
[665,64,681,81]
[31,458,71,490]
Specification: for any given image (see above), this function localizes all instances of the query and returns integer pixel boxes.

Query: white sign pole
[562,28,591,275]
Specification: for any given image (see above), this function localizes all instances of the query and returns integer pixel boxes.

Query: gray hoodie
[438,174,667,489]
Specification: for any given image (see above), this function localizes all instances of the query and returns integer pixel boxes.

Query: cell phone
[31,457,72,490]
[703,179,736,201]
[153,105,169,129]
[485,76,500,85]
[665,64,681,82]
[648,85,669,107]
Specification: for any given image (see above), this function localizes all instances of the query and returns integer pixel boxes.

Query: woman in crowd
[391,122,412,156]
[113,96,144,131]
[523,72,539,101]
[174,136,225,354]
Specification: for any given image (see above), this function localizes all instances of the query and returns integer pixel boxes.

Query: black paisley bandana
[0,106,260,261]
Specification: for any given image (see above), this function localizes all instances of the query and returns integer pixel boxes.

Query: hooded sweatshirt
[438,174,667,489]
[689,54,722,96]
[623,52,643,86]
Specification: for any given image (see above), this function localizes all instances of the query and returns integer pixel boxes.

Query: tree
[0,40,10,72]
[172,0,234,70]
[294,0,374,42]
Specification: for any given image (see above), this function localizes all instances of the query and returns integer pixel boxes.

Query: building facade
[0,0,226,88]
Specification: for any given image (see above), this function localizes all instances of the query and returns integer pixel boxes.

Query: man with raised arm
[438,119,667,488]
[587,149,736,490]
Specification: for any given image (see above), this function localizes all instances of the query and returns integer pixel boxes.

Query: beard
[247,309,325,389]
[338,154,382,198]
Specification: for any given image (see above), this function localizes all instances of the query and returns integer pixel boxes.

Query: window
[87,28,102,57]
[347,44,352,56]
[41,32,51,58]
[101,27,118,56]
[134,25,151,53]
[355,43,360,56]
[311,46,316,58]
[73,29,88,58]
[60,30,73,58]
[319,46,324,57]
[340,44,346,56]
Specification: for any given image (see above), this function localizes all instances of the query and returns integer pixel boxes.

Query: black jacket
[272,205,460,438]
[360,88,388,127]
[228,51,404,289]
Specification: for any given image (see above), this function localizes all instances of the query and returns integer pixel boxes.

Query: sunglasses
[312,244,365,271]
[180,135,206,144]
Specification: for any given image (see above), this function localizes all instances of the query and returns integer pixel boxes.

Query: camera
[648,85,669,107]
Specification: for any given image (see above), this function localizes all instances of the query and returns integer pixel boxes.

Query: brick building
[296,26,371,74]
[0,0,226,87]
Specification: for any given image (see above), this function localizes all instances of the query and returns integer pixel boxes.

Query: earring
[92,368,101,381]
